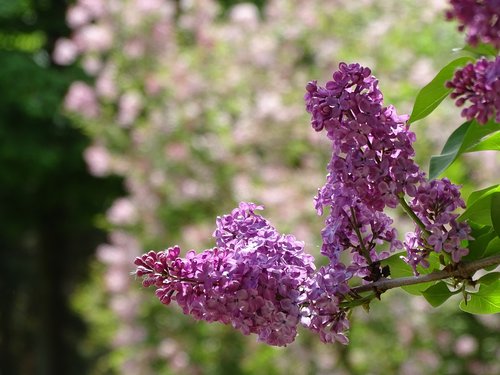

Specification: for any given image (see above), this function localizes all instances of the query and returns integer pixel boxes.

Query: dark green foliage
[0,1,122,374]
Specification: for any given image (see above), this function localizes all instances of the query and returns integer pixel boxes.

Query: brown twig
[351,253,500,294]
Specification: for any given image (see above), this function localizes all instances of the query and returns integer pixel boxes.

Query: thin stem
[398,195,430,236]
[340,292,377,308]
[349,207,373,265]
[351,253,500,294]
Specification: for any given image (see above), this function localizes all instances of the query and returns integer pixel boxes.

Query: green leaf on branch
[459,184,500,226]
[491,193,500,237]
[382,252,440,295]
[467,184,500,206]
[460,43,498,57]
[409,56,474,124]
[466,131,500,152]
[429,121,470,179]
[463,226,496,261]
[429,119,500,179]
[483,238,500,259]
[477,272,500,286]
[460,279,500,314]
[422,281,458,307]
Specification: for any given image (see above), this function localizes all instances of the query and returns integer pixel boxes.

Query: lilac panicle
[305,62,471,276]
[305,62,417,277]
[446,0,500,48]
[446,57,500,124]
[135,203,352,346]
[305,63,423,211]
[404,179,472,273]
[135,203,352,345]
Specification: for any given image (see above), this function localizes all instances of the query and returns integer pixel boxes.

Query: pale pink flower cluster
[97,232,145,348]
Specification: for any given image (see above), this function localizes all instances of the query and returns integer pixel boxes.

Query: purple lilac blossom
[404,179,472,273]
[305,62,417,276]
[135,203,350,346]
[446,0,500,48]
[446,57,500,124]
[305,62,471,275]
[302,263,351,344]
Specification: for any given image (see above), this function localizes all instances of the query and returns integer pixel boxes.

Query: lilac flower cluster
[404,179,472,273]
[135,203,317,346]
[446,57,500,124]
[305,63,418,276]
[305,62,471,276]
[445,0,500,48]
[302,264,351,344]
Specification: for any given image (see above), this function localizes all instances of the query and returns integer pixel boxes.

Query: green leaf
[466,131,500,152]
[460,279,500,314]
[491,193,500,237]
[463,226,496,261]
[382,252,440,295]
[483,237,500,259]
[461,43,498,57]
[468,184,500,206]
[460,184,500,225]
[409,56,474,124]
[429,120,499,179]
[477,272,500,286]
[469,221,493,237]
[429,121,470,179]
[422,281,458,307]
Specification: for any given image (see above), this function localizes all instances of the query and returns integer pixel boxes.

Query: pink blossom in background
[107,198,138,226]
[66,5,92,28]
[123,39,146,59]
[83,143,110,176]
[97,244,128,265]
[74,24,113,52]
[104,267,129,292]
[164,142,189,162]
[144,75,162,96]
[79,0,107,18]
[117,92,143,127]
[98,232,142,293]
[64,81,99,118]
[82,55,102,75]
[110,295,139,321]
[95,66,118,100]
[229,3,260,30]
[135,0,166,14]
[113,325,146,347]
[454,335,478,356]
[53,38,79,65]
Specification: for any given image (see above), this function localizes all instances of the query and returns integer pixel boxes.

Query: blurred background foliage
[0,0,498,375]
